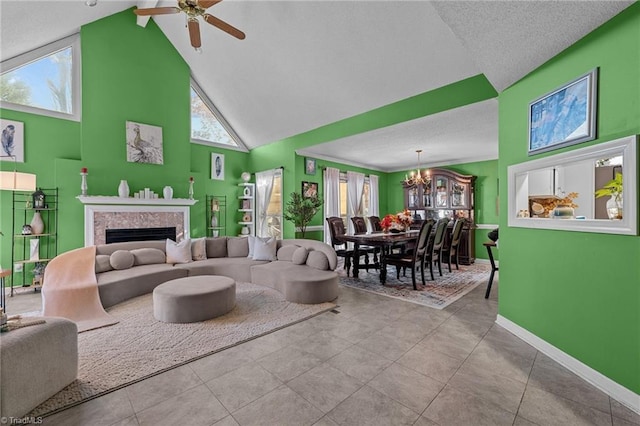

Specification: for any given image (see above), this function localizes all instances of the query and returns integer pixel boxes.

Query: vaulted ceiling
[0,1,633,171]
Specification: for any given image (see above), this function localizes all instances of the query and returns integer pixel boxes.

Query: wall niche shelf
[508,135,637,235]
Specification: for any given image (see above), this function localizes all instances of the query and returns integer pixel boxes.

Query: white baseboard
[496,315,640,415]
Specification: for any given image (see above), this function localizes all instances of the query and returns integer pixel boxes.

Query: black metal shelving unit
[10,188,58,295]
[206,195,226,237]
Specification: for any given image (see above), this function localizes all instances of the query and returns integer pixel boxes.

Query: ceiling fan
[134,0,245,49]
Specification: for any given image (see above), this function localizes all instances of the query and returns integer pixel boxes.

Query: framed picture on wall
[1,119,25,162]
[302,181,318,198]
[125,121,164,164]
[211,153,225,180]
[528,68,598,155]
[305,158,316,175]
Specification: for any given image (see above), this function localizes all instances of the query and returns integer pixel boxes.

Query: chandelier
[404,149,430,186]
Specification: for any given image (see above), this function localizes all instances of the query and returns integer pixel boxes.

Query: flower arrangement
[380,209,414,232]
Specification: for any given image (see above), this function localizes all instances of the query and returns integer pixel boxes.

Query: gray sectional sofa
[94,237,339,307]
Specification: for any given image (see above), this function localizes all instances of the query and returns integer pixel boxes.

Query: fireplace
[106,227,176,244]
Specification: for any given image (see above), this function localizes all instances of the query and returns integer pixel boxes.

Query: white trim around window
[0,34,82,122]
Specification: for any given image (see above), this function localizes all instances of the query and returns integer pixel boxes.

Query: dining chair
[368,216,382,232]
[384,219,434,290]
[441,218,465,272]
[326,217,354,276]
[424,218,449,280]
[350,216,379,267]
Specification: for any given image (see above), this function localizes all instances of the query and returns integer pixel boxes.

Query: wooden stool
[483,241,499,299]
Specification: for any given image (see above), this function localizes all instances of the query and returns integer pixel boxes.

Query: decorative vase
[188,179,194,200]
[30,211,45,234]
[211,213,218,228]
[80,169,88,196]
[606,195,623,220]
[163,186,173,200]
[118,180,130,198]
[551,204,575,219]
[241,172,251,183]
[241,226,250,235]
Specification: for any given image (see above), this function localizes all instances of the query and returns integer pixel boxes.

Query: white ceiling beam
[136,0,159,28]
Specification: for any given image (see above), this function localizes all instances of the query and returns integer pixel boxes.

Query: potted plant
[595,172,623,219]
[283,191,323,238]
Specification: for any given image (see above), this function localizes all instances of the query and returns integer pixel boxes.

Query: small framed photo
[305,157,316,175]
[302,181,318,198]
[528,68,598,155]
[211,153,225,180]
[1,119,25,162]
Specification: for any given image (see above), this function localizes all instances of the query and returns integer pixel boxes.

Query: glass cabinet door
[451,181,467,208]
[422,183,432,208]
[407,186,419,208]
[435,177,449,207]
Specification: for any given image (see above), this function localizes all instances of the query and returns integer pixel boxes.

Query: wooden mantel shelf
[76,196,198,206]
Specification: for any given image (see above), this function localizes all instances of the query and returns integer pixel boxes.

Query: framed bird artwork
[1,119,25,162]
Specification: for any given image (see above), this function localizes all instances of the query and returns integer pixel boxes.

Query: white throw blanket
[42,246,118,333]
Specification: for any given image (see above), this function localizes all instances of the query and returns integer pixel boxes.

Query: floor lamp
[0,155,37,312]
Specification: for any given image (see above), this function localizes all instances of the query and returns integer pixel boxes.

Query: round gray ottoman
[153,275,236,323]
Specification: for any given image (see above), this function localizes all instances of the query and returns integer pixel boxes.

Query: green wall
[498,3,640,393]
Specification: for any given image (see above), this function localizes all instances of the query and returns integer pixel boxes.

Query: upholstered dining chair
[424,218,449,280]
[441,218,465,272]
[351,216,379,267]
[368,216,382,232]
[384,219,434,290]
[326,217,354,276]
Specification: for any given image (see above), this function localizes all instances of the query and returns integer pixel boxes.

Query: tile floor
[5,278,640,426]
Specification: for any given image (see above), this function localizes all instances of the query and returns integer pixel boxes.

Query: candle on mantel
[81,167,88,174]
[80,167,88,196]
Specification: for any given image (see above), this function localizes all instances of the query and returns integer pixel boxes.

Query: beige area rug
[30,282,336,417]
[339,262,491,309]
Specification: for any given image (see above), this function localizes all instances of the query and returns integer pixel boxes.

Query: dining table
[338,230,420,284]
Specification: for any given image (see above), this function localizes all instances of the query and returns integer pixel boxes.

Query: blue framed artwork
[528,68,598,155]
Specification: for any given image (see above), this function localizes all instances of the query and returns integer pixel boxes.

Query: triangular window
[1,34,80,121]
[190,79,246,151]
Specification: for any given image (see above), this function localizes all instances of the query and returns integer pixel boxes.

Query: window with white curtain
[255,169,283,239]
[339,174,370,227]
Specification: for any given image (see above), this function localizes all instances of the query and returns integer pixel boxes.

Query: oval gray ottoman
[153,275,236,323]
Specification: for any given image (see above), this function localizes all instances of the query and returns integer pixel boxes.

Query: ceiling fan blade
[188,19,202,48]
[203,14,245,40]
[198,0,222,8]
[134,7,181,16]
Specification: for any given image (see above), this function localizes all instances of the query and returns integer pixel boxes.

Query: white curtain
[255,169,276,238]
[346,171,365,234]
[369,174,380,219]
[323,167,341,244]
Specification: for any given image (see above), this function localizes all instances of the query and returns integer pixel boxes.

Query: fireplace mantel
[79,196,196,246]
[77,196,198,206]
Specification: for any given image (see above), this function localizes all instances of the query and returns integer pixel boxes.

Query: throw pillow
[306,250,330,270]
[248,236,275,258]
[95,254,113,273]
[291,246,309,265]
[131,248,165,266]
[252,237,277,261]
[206,237,227,258]
[227,237,249,257]
[277,245,299,262]
[110,250,135,270]
[166,238,192,264]
[191,237,207,261]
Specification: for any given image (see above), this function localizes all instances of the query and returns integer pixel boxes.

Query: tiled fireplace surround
[82,202,191,246]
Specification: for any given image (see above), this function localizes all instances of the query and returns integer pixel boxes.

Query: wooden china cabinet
[402,168,476,264]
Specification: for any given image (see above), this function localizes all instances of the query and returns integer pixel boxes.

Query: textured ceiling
[0,1,634,171]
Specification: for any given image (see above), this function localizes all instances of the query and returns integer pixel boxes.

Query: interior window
[0,34,81,121]
[190,79,246,151]
[265,173,283,239]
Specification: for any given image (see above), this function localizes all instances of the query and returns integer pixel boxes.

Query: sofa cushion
[166,239,192,264]
[110,250,135,270]
[97,263,188,308]
[131,248,165,266]
[191,238,207,261]
[248,236,271,258]
[174,257,269,283]
[96,240,166,256]
[292,246,308,265]
[277,245,299,262]
[306,250,330,271]
[252,237,277,261]
[206,237,228,258]
[95,255,113,273]
[227,237,249,257]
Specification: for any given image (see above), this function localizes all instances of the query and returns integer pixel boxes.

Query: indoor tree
[283,191,323,238]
